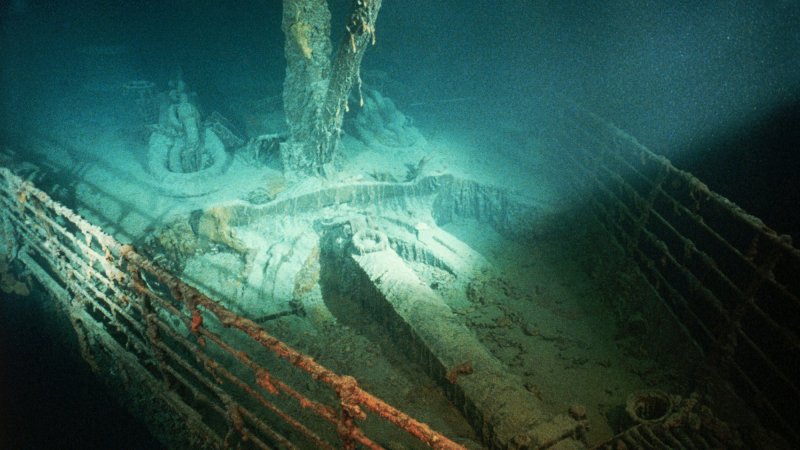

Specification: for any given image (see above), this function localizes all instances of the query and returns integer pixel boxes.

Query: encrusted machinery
[140,171,590,449]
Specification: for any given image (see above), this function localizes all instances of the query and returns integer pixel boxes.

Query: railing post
[334,376,366,450]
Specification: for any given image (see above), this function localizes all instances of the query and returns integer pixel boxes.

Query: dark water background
[0,291,164,449]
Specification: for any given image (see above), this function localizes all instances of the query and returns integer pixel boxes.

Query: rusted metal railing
[0,165,465,450]
[548,103,800,445]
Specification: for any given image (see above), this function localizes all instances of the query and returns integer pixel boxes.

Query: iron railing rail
[0,165,465,450]
[549,103,800,445]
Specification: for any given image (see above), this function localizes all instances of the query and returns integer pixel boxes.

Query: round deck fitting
[352,229,389,254]
[626,389,673,424]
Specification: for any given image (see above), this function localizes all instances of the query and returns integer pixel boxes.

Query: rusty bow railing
[0,165,465,450]
[548,103,800,446]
